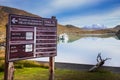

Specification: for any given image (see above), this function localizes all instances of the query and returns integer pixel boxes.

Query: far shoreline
[37,61,120,73]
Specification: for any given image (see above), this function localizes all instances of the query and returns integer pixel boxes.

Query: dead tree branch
[89,53,111,72]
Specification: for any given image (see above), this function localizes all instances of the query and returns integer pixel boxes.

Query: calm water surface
[35,34,120,67]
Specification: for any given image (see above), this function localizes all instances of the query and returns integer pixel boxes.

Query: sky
[0,0,120,28]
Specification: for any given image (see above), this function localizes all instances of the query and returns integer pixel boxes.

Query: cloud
[52,0,99,9]
[38,0,102,17]
[0,0,119,28]
[0,0,19,8]
[60,7,120,28]
[0,0,12,5]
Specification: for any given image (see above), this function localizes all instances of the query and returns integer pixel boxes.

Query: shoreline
[37,61,120,73]
[78,33,115,35]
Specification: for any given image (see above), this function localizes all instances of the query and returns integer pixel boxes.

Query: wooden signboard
[7,14,57,61]
[4,14,57,80]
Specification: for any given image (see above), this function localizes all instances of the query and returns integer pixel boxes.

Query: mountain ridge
[0,6,39,26]
[0,6,82,37]
[0,5,119,42]
[82,24,107,30]
[114,25,120,31]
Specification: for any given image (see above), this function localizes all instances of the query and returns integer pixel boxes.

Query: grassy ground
[0,67,120,80]
[0,50,120,80]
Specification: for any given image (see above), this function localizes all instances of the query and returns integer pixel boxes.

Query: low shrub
[0,57,5,60]
[14,60,49,69]
[0,60,49,72]
[14,64,24,69]
[0,60,4,72]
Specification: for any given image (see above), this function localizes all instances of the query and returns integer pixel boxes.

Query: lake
[34,33,120,67]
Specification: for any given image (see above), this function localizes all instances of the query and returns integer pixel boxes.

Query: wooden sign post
[4,24,15,80]
[4,62,14,80]
[4,14,57,80]
[49,57,55,80]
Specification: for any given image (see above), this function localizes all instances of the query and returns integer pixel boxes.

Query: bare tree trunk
[89,53,111,72]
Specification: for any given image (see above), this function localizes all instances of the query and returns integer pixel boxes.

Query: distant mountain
[82,24,107,30]
[0,6,82,41]
[0,5,119,43]
[113,25,120,31]
[57,24,82,35]
[0,6,40,39]
[0,6,39,27]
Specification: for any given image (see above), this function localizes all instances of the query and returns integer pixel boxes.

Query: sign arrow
[12,18,18,24]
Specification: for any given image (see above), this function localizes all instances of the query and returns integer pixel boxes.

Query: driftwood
[89,53,111,72]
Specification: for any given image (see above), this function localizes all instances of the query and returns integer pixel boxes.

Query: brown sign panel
[8,14,57,61]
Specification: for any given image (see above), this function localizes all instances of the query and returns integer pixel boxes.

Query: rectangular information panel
[8,14,57,61]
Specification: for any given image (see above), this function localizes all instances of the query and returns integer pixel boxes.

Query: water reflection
[58,33,119,43]
[57,34,120,67]
[58,33,69,43]
[116,34,120,40]
[34,33,120,67]
[115,30,120,39]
